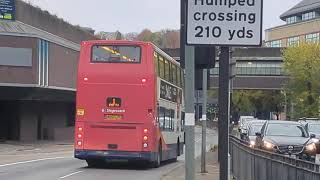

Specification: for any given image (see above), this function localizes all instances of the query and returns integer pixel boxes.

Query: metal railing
[230,136,320,180]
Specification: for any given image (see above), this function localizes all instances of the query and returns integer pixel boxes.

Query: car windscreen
[308,124,320,133]
[241,118,254,125]
[266,124,308,137]
[249,124,263,136]
[92,45,141,63]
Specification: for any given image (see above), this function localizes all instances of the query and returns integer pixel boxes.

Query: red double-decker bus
[74,40,185,167]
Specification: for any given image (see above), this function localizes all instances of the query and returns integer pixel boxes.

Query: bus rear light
[77,141,82,146]
[143,136,148,141]
[78,127,83,132]
[77,109,85,116]
[77,134,82,138]
[143,143,148,148]
[84,77,88,81]
[143,129,148,134]
[141,78,147,83]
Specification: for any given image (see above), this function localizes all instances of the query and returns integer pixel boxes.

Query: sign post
[186,1,263,180]
[218,46,230,180]
[201,69,208,173]
[181,1,196,180]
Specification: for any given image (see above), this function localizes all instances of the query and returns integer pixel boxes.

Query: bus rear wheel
[151,143,162,168]
[86,159,105,168]
[172,140,180,162]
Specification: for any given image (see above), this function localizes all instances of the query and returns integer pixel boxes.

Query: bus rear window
[92,45,141,63]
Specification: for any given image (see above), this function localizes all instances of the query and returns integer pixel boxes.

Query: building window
[270,40,282,47]
[287,36,300,46]
[286,16,297,24]
[38,39,49,86]
[302,11,316,21]
[306,33,320,43]
[211,62,284,76]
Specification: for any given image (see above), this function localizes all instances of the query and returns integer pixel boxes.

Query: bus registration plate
[105,114,123,120]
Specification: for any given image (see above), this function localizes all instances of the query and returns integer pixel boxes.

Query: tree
[232,90,255,114]
[160,29,180,48]
[283,43,320,119]
[115,31,123,40]
[231,90,284,120]
[137,29,153,42]
[135,29,180,48]
[123,32,138,41]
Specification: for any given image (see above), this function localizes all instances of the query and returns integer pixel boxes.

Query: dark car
[243,120,266,148]
[256,121,317,159]
[305,122,320,153]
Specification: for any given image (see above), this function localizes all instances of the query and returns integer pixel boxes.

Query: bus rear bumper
[75,150,157,161]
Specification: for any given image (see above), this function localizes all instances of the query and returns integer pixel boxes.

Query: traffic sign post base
[218,47,230,180]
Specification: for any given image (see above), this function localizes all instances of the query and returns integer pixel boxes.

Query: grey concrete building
[0,0,97,142]
[163,47,286,90]
[265,0,320,47]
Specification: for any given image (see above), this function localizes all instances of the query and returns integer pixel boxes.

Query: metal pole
[219,47,230,180]
[284,91,287,120]
[201,69,208,173]
[185,45,195,180]
[196,91,200,122]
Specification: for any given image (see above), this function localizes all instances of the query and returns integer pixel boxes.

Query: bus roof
[152,44,180,66]
[81,40,181,66]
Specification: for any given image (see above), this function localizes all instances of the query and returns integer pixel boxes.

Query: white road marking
[0,157,68,168]
[59,171,83,179]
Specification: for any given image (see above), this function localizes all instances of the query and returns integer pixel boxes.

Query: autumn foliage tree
[136,29,153,42]
[283,43,320,119]
[134,29,180,48]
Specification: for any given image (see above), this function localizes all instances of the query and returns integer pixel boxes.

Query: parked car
[243,120,266,148]
[305,122,320,153]
[256,121,317,160]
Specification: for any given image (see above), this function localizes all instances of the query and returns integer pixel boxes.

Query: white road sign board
[186,0,263,46]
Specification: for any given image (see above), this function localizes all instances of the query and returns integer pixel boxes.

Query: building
[265,0,320,47]
[164,47,285,120]
[0,0,97,142]
[211,47,285,90]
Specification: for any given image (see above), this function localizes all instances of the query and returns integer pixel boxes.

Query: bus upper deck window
[92,45,141,63]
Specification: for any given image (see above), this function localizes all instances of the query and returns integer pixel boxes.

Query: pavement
[161,150,219,180]
[0,126,218,180]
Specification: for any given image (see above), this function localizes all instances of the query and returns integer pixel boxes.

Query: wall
[19,102,38,142]
[15,0,97,43]
[48,43,79,89]
[0,36,38,84]
[18,101,74,142]
[0,101,20,141]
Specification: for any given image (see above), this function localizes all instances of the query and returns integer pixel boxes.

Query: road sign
[186,0,263,46]
[0,0,15,21]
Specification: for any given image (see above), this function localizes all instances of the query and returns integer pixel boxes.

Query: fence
[230,136,320,180]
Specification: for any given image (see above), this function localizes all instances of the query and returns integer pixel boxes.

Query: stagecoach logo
[107,97,121,107]
[288,146,294,151]
[102,108,126,113]
[160,81,178,103]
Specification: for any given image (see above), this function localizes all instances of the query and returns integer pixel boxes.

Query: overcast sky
[24,0,301,34]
